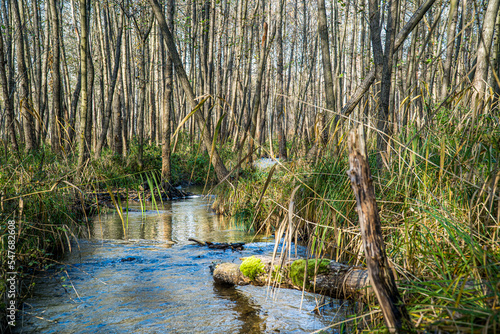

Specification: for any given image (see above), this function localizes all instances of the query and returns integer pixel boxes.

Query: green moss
[290,259,330,288]
[239,256,265,280]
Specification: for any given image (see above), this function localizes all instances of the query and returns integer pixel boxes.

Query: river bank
[210,139,500,332]
[0,142,222,333]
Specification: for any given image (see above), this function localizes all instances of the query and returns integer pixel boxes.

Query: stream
[17,192,344,333]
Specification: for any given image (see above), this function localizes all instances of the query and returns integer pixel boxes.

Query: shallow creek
[17,193,344,333]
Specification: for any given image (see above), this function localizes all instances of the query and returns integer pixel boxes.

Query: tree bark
[376,0,399,169]
[318,0,335,147]
[12,0,35,151]
[0,25,19,152]
[112,84,123,156]
[348,126,414,333]
[162,0,174,188]
[471,0,500,113]
[49,0,62,153]
[276,0,287,159]
[441,0,459,102]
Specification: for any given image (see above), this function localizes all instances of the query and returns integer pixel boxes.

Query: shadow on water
[16,194,345,333]
[213,284,265,334]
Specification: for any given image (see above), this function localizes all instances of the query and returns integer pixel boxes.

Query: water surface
[18,195,343,333]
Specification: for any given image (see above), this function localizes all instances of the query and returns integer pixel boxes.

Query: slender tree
[94,11,124,158]
[317,0,334,146]
[77,0,89,174]
[48,0,63,153]
[161,0,174,189]
[471,0,500,113]
[276,0,287,159]
[12,0,36,151]
[0,25,18,152]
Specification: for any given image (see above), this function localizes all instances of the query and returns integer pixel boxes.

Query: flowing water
[17,193,344,333]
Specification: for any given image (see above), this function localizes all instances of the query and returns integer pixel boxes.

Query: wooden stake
[347,126,414,333]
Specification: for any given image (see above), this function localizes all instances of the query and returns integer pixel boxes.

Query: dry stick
[347,126,414,333]
[336,0,437,122]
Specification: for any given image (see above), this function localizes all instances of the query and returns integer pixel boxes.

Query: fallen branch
[188,238,245,251]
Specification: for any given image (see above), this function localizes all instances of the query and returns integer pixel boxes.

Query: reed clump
[214,109,500,332]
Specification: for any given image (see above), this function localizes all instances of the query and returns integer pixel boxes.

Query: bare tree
[48,0,63,153]
[77,0,89,173]
[471,0,500,113]
[318,0,334,146]
[161,0,174,188]
[0,24,18,152]
[12,0,35,151]
[94,9,124,158]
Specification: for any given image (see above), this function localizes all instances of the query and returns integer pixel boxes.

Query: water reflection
[92,197,250,245]
[213,284,265,333]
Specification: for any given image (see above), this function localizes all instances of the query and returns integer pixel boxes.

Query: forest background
[0,0,499,332]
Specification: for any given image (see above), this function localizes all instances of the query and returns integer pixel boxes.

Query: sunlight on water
[18,195,345,333]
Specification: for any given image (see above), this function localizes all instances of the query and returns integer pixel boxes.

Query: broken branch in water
[188,238,245,250]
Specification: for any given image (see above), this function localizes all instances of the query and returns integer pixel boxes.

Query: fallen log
[213,256,371,301]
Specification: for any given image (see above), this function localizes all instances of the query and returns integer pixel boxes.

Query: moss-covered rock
[239,256,265,280]
[290,259,330,288]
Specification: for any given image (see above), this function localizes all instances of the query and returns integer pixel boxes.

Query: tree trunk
[77,0,89,174]
[137,37,147,169]
[112,84,123,156]
[336,0,437,121]
[471,0,500,113]
[376,0,399,169]
[276,0,287,159]
[317,0,334,146]
[32,0,43,146]
[121,18,131,156]
[12,0,35,151]
[248,22,275,164]
[440,0,459,102]
[0,25,18,152]
[67,71,81,152]
[161,0,174,188]
[348,126,414,333]
[48,0,62,153]
[94,14,124,159]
